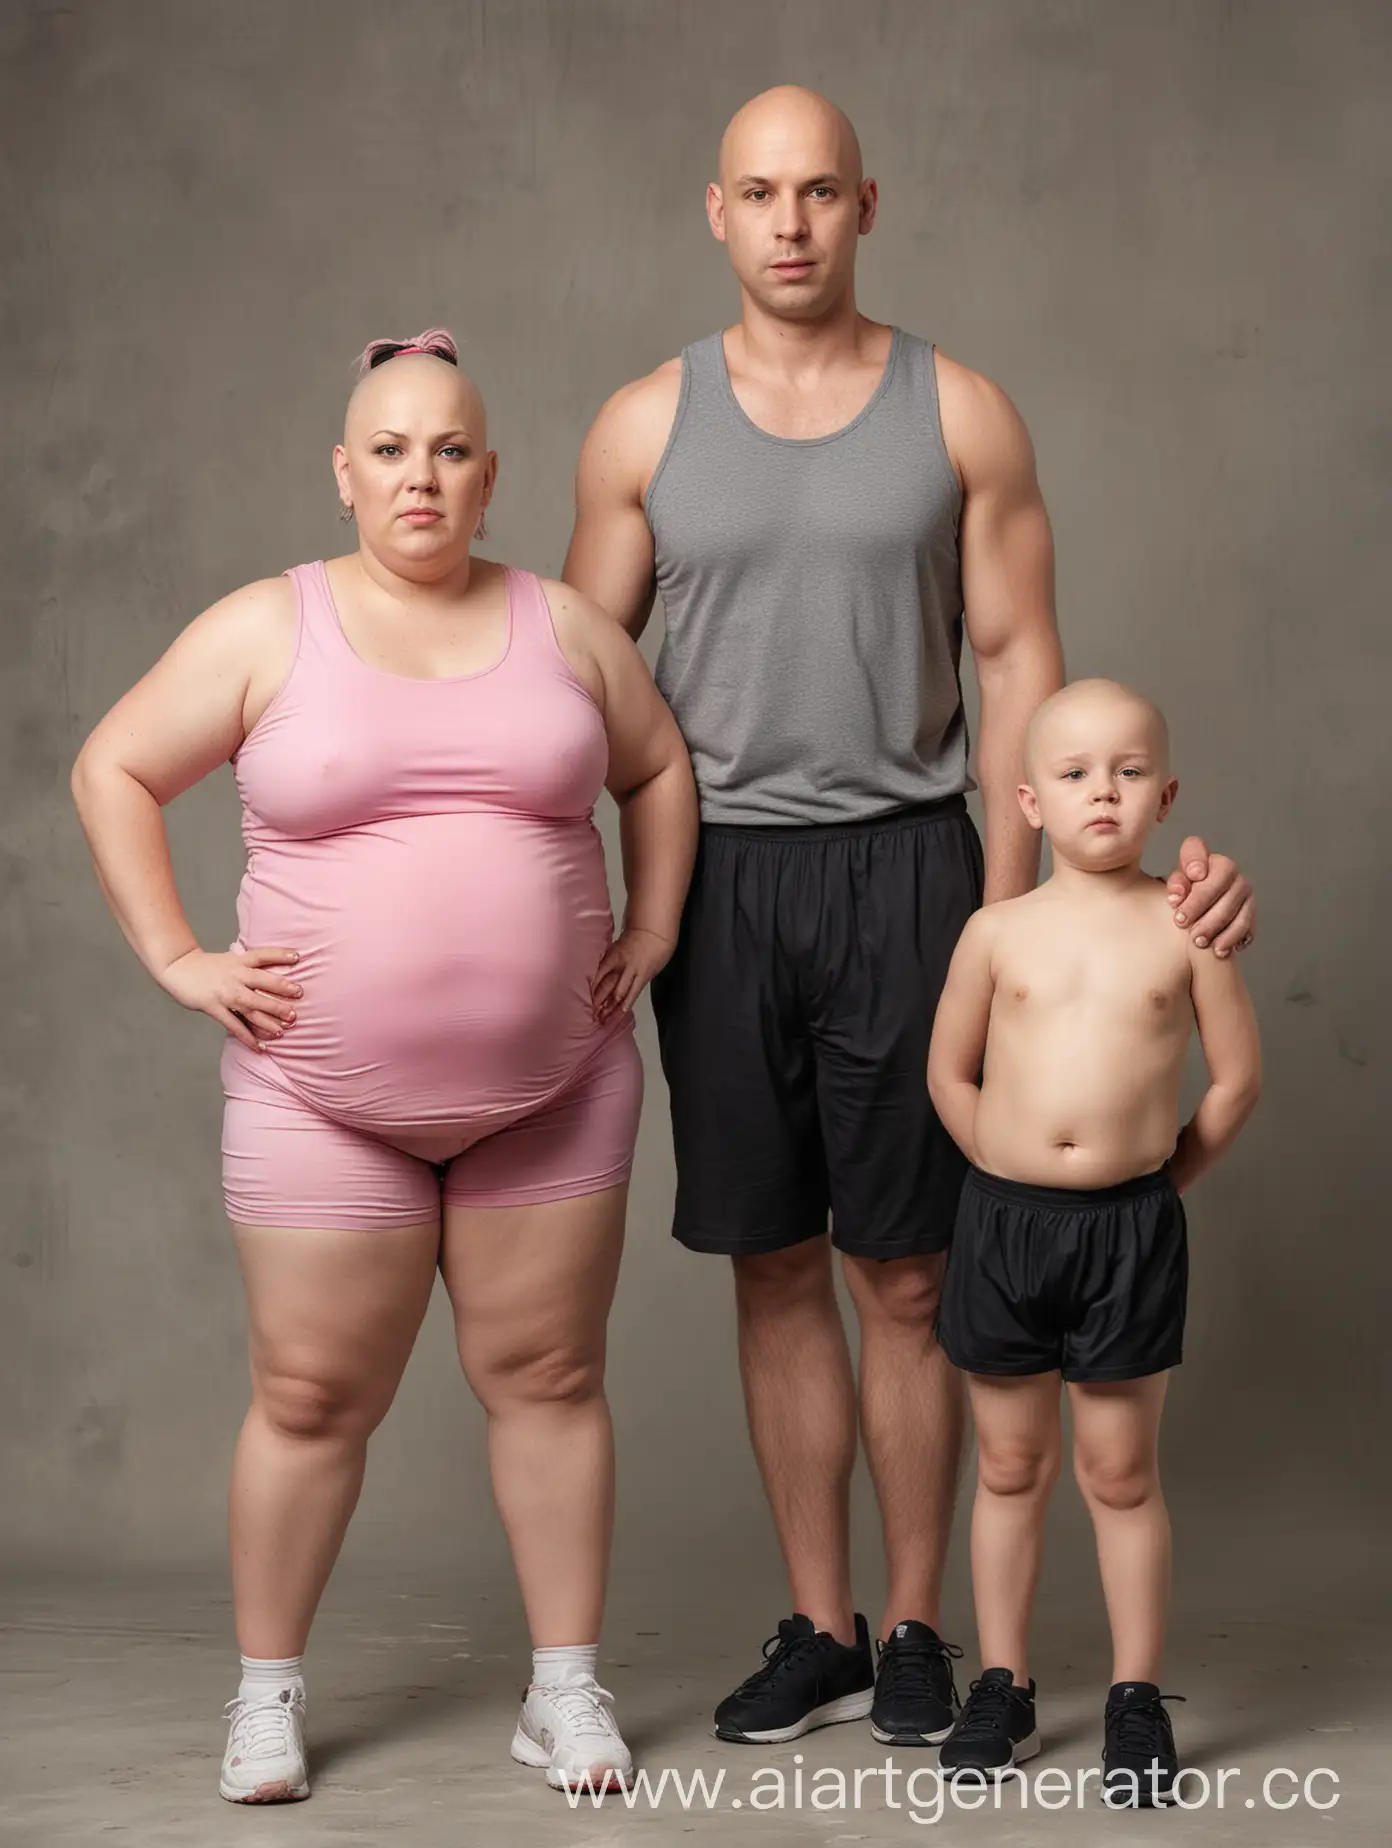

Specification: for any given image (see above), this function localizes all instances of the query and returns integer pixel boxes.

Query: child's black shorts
[938,1165,1188,1383]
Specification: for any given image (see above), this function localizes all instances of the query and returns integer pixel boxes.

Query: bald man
[564,88,1258,1746]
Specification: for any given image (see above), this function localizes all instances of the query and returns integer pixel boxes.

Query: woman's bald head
[345,348,487,449]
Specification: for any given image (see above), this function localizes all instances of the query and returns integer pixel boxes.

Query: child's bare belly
[973,1007,1189,1190]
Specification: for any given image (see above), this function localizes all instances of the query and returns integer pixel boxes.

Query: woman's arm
[71,577,303,1048]
[543,579,699,1018]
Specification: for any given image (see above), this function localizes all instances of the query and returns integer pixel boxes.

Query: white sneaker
[510,1674,634,1793]
[219,1685,310,1803]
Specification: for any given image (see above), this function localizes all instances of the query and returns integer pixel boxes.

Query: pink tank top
[230,561,625,1134]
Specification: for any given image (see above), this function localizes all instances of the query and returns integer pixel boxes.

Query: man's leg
[842,1250,963,1639]
[733,1236,857,1643]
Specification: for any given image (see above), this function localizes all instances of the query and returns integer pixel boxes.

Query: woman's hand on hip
[591,927,674,1023]
[159,945,302,1052]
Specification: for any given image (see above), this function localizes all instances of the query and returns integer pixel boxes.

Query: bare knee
[1074,1450,1159,1511]
[844,1252,945,1333]
[254,1370,382,1444]
[979,1439,1059,1500]
[733,1239,834,1317]
[465,1339,604,1413]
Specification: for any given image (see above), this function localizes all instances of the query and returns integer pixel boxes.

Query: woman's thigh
[235,1221,441,1421]
[440,1186,628,1397]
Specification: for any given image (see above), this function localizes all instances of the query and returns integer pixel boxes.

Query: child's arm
[927,908,1001,1166]
[1170,942,1262,1193]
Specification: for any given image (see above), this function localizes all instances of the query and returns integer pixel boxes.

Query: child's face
[1019,691,1178,870]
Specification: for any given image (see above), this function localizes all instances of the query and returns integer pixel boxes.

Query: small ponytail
[354,327,459,376]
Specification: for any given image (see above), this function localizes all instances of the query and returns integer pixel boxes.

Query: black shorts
[651,795,983,1260]
[938,1166,1188,1383]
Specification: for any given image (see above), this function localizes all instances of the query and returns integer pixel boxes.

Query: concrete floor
[2,1537,1383,1848]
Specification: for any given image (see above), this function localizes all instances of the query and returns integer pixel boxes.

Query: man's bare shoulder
[933,349,1036,485]
[581,358,684,481]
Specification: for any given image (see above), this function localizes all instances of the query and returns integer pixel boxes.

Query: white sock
[531,1642,598,1689]
[238,1654,306,1704]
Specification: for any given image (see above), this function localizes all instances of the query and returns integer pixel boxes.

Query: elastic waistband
[702,792,968,845]
[965,1164,1174,1212]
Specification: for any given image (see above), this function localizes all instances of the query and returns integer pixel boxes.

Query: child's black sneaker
[870,1620,962,1744]
[713,1613,874,1743]
[1101,1681,1183,1807]
[937,1667,1040,1775]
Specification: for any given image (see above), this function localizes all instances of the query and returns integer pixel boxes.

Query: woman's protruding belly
[235,814,619,1135]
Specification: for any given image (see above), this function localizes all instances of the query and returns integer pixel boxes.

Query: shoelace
[1109,1692,1185,1757]
[952,1676,1024,1743]
[879,1636,964,1708]
[223,1687,305,1761]
[534,1679,622,1742]
[737,1621,821,1693]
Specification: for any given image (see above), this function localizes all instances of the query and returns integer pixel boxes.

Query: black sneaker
[1101,1681,1183,1807]
[938,1667,1040,1776]
[870,1620,963,1744]
[713,1614,874,1743]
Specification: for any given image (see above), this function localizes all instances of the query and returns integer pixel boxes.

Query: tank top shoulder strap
[887,333,959,514]
[281,559,349,669]
[497,564,574,674]
[680,331,740,427]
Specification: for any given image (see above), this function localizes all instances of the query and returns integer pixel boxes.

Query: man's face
[708,106,874,321]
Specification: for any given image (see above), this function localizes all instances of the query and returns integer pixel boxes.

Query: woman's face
[333,356,497,579]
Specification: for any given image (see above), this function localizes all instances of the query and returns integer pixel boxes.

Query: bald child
[927,679,1260,1804]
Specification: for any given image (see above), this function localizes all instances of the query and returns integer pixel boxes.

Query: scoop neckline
[318,558,515,684]
[715,325,902,448]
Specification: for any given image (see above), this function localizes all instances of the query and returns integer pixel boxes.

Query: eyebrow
[735,172,843,188]
[1051,749,1153,764]
[367,428,473,442]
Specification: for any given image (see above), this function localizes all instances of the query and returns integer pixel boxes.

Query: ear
[706,181,727,242]
[332,443,351,505]
[1156,775,1179,822]
[1017,783,1043,830]
[859,177,879,235]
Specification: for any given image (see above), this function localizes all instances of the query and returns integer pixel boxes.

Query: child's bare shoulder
[955,891,1042,963]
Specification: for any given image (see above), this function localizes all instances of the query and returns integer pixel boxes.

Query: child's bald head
[1025,680,1170,783]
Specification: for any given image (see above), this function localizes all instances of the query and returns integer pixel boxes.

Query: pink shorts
[221,1028,643,1230]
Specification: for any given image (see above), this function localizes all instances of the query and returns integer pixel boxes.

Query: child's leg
[967,1371,1063,1682]
[1068,1373,1170,1684]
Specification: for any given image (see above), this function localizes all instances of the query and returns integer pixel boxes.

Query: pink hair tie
[354,327,460,376]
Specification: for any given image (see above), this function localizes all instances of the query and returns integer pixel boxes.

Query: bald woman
[72,330,697,1801]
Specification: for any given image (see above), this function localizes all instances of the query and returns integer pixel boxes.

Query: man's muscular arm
[563,362,683,638]
[940,357,1064,905]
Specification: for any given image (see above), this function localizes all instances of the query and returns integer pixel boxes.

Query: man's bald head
[718,85,863,189]
[344,351,487,447]
[1025,679,1171,781]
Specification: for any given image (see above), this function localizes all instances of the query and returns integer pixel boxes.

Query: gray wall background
[2,0,1387,1603]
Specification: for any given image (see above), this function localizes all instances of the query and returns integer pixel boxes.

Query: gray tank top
[648,326,972,825]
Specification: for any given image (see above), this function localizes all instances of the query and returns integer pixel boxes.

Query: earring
[339,503,354,523]
[474,510,489,541]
